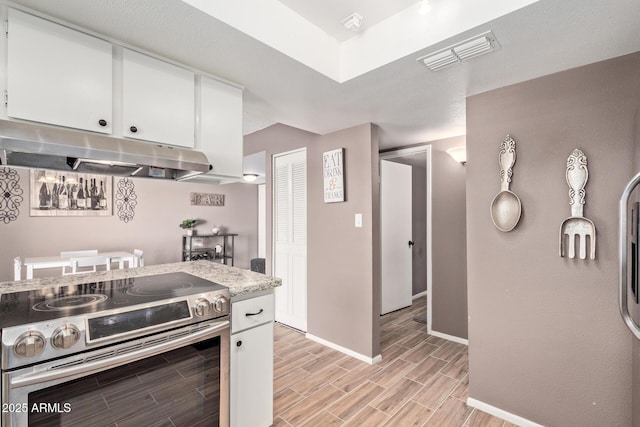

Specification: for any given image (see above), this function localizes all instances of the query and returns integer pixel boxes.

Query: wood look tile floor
[273,298,513,427]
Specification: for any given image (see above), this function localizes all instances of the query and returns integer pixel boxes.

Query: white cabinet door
[122,49,195,148]
[230,323,273,427]
[200,76,243,178]
[7,9,112,133]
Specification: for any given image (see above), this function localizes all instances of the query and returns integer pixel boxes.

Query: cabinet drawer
[232,293,274,334]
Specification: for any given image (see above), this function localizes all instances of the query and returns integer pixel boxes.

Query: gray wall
[412,165,427,296]
[431,137,468,339]
[1,170,259,281]
[466,52,640,426]
[245,123,381,358]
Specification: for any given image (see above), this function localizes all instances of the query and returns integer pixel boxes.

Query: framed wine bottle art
[29,169,113,217]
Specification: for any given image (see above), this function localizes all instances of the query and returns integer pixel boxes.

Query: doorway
[380,159,413,314]
[272,148,307,331]
[379,146,432,333]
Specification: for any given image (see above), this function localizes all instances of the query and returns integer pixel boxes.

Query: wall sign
[30,170,112,217]
[323,148,345,203]
[191,192,225,207]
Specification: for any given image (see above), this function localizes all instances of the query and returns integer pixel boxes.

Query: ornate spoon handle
[566,148,588,217]
[499,135,516,192]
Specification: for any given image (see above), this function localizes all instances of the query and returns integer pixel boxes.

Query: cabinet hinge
[4,91,7,107]
[4,21,7,37]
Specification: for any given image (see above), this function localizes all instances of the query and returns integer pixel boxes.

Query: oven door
[2,319,229,427]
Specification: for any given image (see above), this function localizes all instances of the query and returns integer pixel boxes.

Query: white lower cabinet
[230,293,274,427]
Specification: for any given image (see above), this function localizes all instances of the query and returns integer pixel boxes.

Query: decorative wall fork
[559,148,596,259]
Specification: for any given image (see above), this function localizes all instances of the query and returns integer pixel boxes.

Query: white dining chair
[67,255,112,275]
[133,249,144,267]
[14,257,22,281]
[60,250,99,275]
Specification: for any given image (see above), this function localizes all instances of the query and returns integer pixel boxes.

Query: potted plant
[179,219,198,236]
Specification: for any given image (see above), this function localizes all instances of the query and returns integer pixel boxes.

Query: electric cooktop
[0,272,227,328]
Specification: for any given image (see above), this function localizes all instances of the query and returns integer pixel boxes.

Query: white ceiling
[5,0,640,151]
[277,0,418,42]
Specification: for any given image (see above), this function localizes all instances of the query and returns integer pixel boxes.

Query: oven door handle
[10,320,229,389]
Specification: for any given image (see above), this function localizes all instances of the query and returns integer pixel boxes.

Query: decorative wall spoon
[490,135,522,232]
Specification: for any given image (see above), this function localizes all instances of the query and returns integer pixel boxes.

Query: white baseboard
[412,291,427,300]
[430,330,469,346]
[467,397,545,427]
[305,333,382,365]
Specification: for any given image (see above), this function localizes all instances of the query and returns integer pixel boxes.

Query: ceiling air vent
[417,31,499,71]
[341,13,363,32]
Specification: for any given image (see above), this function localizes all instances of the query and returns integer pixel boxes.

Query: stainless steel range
[0,272,230,427]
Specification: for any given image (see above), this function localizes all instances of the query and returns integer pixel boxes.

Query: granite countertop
[0,260,281,297]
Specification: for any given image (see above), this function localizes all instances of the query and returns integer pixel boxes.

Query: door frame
[379,145,433,334]
[271,147,308,331]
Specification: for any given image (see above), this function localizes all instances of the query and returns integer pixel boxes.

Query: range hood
[0,119,211,180]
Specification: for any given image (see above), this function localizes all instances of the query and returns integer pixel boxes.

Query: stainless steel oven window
[2,320,229,427]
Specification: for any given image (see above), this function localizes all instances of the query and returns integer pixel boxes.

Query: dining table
[22,251,136,280]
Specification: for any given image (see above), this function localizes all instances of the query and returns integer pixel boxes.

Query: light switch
[355,213,363,228]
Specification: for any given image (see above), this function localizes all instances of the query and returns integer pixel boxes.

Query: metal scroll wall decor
[115,178,137,223]
[560,148,596,260]
[0,168,24,224]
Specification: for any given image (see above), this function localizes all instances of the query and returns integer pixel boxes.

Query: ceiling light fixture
[446,147,467,165]
[417,31,499,71]
[243,173,259,182]
[341,13,363,32]
[418,0,432,15]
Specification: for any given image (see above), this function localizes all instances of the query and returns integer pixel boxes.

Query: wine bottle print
[58,176,68,210]
[99,180,107,209]
[77,177,86,209]
[84,178,91,210]
[38,180,51,210]
[51,177,59,209]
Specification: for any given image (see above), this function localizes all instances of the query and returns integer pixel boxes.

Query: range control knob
[14,331,46,358]
[213,295,229,314]
[194,298,211,317]
[51,325,81,350]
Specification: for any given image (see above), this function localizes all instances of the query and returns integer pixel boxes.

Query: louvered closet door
[273,149,307,331]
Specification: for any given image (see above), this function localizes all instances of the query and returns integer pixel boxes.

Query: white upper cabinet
[200,76,243,178]
[5,9,243,155]
[122,49,195,148]
[7,9,113,133]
